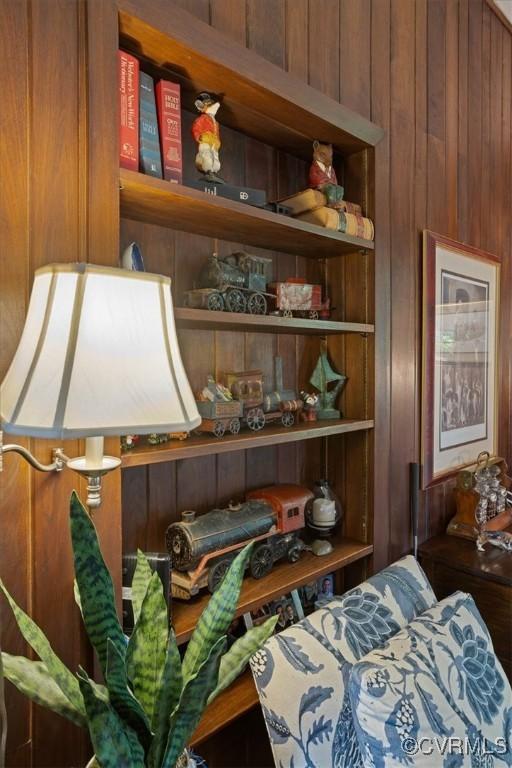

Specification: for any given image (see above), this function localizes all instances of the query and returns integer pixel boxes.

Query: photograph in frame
[421,231,500,489]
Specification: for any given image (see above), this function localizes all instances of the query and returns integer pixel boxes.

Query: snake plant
[0,492,277,768]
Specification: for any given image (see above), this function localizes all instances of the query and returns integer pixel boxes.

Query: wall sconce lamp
[0,263,201,508]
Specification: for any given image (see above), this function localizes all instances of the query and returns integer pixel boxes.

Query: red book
[155,80,182,184]
[119,51,139,171]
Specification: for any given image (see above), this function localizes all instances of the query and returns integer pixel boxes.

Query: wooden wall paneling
[457,0,470,245]
[445,0,459,241]
[339,0,371,119]
[467,0,483,248]
[480,1,492,251]
[371,0,392,571]
[489,14,503,259]
[389,0,417,560]
[427,0,448,234]
[29,1,89,763]
[0,1,32,764]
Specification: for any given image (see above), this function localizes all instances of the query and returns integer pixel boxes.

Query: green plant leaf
[70,491,126,676]
[162,636,226,768]
[147,629,182,768]
[126,572,168,724]
[105,639,151,752]
[2,653,86,727]
[207,615,278,704]
[131,550,153,625]
[0,579,85,715]
[181,543,253,685]
[78,668,144,768]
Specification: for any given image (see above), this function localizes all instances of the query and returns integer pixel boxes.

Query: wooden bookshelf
[121,419,374,467]
[120,170,374,259]
[172,538,373,645]
[190,671,258,747]
[116,0,380,756]
[174,307,374,336]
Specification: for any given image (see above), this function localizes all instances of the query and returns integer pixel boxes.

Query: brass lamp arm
[0,433,67,473]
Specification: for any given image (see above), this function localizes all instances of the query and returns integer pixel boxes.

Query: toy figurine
[300,391,319,421]
[191,91,223,182]
[308,141,344,209]
[310,348,347,420]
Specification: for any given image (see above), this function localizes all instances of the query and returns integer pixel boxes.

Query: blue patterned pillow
[250,556,437,768]
[349,591,512,768]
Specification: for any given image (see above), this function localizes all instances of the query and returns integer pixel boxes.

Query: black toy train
[166,484,313,599]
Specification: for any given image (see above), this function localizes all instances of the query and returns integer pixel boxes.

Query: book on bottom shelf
[139,72,163,178]
[155,80,182,184]
[119,50,139,171]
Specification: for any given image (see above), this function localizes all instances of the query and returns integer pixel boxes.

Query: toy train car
[197,365,303,437]
[184,252,331,319]
[165,484,313,599]
[268,278,331,319]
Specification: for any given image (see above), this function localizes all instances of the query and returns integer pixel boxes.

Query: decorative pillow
[349,591,512,768]
[250,556,437,768]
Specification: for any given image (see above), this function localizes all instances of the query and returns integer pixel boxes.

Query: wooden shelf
[191,671,258,747]
[175,307,374,336]
[120,170,374,260]
[121,418,374,468]
[172,538,373,645]
[118,2,384,158]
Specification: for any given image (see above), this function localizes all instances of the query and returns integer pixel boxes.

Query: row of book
[119,50,182,183]
[278,188,375,241]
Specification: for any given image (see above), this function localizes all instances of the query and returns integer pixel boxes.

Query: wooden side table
[419,535,512,680]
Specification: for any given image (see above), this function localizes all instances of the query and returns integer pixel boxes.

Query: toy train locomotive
[184,251,331,319]
[166,484,313,599]
[196,358,303,437]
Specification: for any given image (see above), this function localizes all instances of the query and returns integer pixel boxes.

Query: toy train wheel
[282,309,293,318]
[213,421,226,438]
[247,292,268,315]
[229,418,241,435]
[287,544,302,563]
[308,310,319,320]
[207,292,225,312]
[208,558,232,593]
[250,544,273,579]
[281,411,295,427]
[246,407,265,431]
[226,288,247,314]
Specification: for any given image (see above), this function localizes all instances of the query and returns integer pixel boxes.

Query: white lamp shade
[1,263,201,438]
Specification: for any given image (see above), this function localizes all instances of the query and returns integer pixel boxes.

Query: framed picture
[422,231,500,488]
[243,589,304,633]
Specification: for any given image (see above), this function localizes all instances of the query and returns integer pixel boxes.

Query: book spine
[139,72,163,178]
[119,51,139,171]
[341,213,375,241]
[155,80,182,184]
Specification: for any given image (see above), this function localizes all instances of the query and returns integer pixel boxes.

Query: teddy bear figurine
[308,140,344,208]
[191,91,224,183]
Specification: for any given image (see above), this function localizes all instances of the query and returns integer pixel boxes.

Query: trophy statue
[309,349,347,420]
